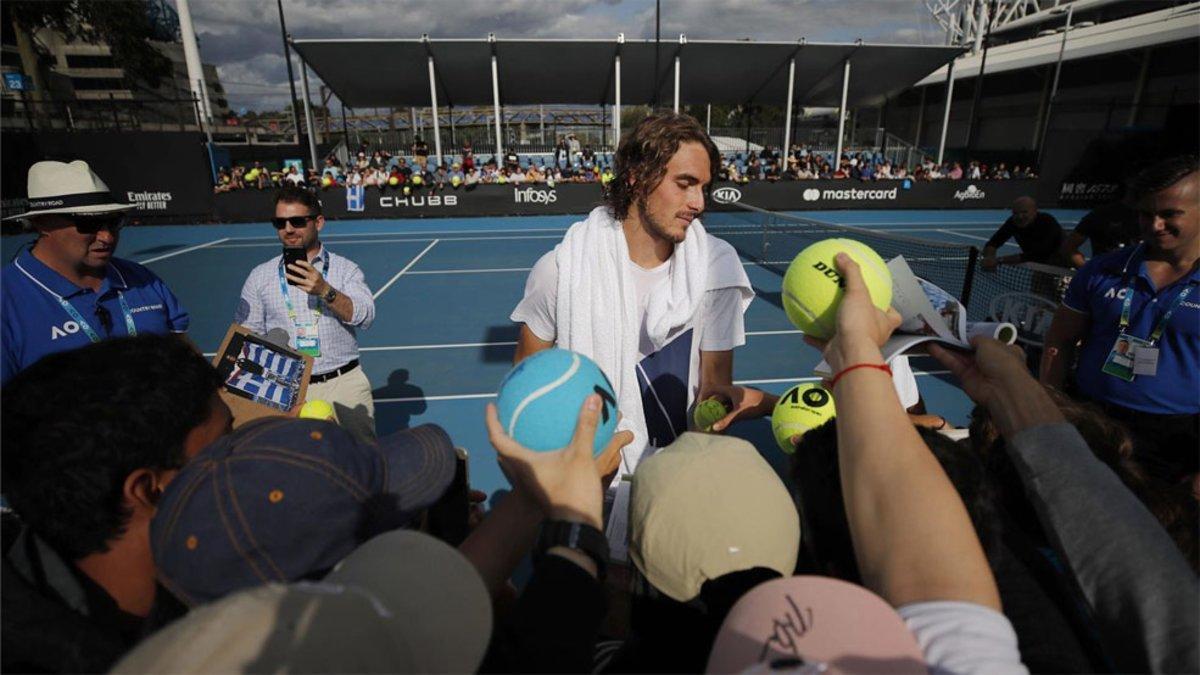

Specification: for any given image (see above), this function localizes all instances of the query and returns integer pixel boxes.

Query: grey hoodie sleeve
[1006,423,1198,674]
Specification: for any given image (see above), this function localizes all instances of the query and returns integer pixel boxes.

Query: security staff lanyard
[1117,245,1196,346]
[278,255,329,325]
[57,289,137,343]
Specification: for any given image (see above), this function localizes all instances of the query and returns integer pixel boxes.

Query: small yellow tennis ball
[771,383,835,453]
[403,186,411,195]
[299,399,337,422]
[693,397,729,433]
[781,238,892,340]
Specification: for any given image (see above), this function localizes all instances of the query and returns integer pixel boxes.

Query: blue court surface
[2,207,1085,500]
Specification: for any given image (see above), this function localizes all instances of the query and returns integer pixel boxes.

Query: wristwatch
[322,286,338,304]
[535,520,609,581]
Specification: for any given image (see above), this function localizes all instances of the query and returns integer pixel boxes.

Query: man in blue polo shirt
[1,160,190,384]
[1041,156,1199,481]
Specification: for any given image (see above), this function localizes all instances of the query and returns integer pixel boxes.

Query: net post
[961,246,980,312]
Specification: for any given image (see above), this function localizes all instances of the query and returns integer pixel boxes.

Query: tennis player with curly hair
[510,111,758,473]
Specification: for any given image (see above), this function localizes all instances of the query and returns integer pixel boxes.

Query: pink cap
[707,576,926,674]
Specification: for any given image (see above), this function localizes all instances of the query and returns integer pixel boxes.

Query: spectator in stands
[981,196,1066,270]
[1062,195,1142,268]
[214,167,233,193]
[464,165,480,187]
[1,161,192,384]
[2,335,230,673]
[555,136,569,168]
[948,161,964,180]
[1040,156,1199,484]
[581,145,596,168]
[447,163,464,188]
[411,136,429,170]
[504,148,520,173]
[234,186,377,441]
[567,132,581,159]
[932,336,1199,674]
[280,166,302,187]
[354,152,369,171]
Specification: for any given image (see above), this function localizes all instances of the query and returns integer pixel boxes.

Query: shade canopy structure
[288,35,964,169]
[292,37,963,109]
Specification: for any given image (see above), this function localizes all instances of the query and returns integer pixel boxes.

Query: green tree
[4,0,172,88]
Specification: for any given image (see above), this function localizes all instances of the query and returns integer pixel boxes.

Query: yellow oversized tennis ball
[781,238,892,340]
[451,176,461,186]
[321,175,333,187]
[693,397,728,433]
[298,399,337,422]
[412,174,423,185]
[388,176,399,186]
[772,383,835,453]
[245,168,260,181]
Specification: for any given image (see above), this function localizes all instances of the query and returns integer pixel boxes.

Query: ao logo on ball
[802,387,830,408]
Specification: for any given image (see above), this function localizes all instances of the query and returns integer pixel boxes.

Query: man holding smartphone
[234,186,377,440]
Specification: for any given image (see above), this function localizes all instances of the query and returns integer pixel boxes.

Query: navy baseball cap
[152,417,457,606]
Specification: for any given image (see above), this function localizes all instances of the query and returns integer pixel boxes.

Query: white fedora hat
[3,160,137,221]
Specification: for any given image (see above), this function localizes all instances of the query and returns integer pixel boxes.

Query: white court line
[139,237,231,264]
[372,239,439,300]
[373,369,954,404]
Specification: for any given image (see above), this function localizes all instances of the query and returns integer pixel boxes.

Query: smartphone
[426,447,471,546]
[282,247,306,285]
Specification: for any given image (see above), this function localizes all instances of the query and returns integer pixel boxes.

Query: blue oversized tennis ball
[496,348,618,455]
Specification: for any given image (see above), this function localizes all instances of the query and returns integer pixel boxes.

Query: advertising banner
[212,178,1040,223]
[1,131,214,220]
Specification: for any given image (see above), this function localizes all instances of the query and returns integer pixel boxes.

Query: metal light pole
[1036,3,1075,169]
[276,0,301,142]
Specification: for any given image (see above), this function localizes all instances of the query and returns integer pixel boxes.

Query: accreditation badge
[1101,332,1150,382]
[295,322,321,358]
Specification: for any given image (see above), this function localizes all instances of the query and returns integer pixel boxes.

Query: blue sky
[183,0,948,111]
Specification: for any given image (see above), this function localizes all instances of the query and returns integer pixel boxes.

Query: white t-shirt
[890,354,920,410]
[513,249,746,448]
[898,601,1028,675]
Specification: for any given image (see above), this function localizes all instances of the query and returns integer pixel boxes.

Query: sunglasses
[74,215,125,235]
[271,214,318,230]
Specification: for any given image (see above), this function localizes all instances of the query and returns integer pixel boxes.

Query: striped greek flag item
[241,342,303,385]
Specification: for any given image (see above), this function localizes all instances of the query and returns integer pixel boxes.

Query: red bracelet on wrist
[828,362,892,389]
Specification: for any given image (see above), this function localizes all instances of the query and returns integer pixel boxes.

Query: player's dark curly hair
[605,111,720,221]
[1128,155,1198,200]
[2,335,223,559]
